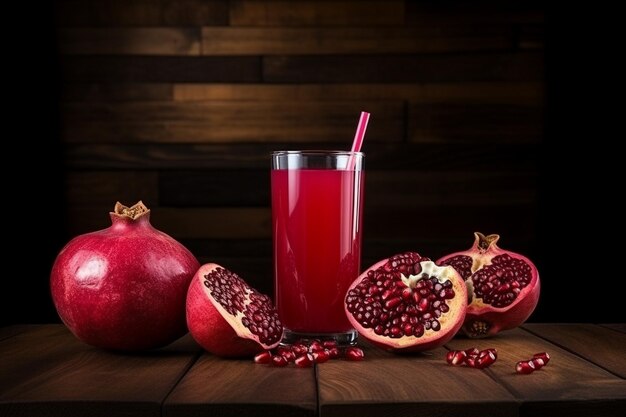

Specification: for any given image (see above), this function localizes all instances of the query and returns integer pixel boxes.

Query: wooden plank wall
[56,0,544,296]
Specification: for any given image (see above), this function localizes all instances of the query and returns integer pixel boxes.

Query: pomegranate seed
[464,347,480,357]
[271,355,288,367]
[479,348,498,360]
[475,351,497,369]
[533,352,550,365]
[254,351,272,364]
[345,346,365,361]
[327,347,340,359]
[401,287,412,300]
[295,354,314,368]
[446,350,467,366]
[323,340,338,349]
[385,297,402,309]
[532,357,545,369]
[309,340,324,352]
[292,343,308,355]
[465,356,478,368]
[417,298,430,312]
[312,350,330,363]
[277,346,296,362]
[516,360,536,374]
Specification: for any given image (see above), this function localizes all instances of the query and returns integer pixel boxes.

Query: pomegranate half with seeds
[344,252,467,352]
[186,263,284,357]
[438,233,540,338]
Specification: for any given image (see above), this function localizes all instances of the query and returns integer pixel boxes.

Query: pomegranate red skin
[186,263,284,358]
[437,233,540,338]
[51,204,199,351]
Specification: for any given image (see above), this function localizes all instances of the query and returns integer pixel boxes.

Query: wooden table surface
[1,324,625,417]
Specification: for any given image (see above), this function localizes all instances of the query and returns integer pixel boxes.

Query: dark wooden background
[3,1,622,325]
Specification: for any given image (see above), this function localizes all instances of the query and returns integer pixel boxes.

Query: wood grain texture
[0,326,201,417]
[56,0,229,27]
[68,206,271,239]
[318,342,517,417]
[405,2,544,26]
[66,203,535,241]
[164,354,316,417]
[264,52,544,83]
[61,101,403,143]
[0,325,38,342]
[408,104,543,143]
[201,27,512,55]
[158,170,537,208]
[66,171,158,207]
[59,28,201,55]
[446,327,626,417]
[601,324,626,333]
[63,143,540,171]
[230,0,404,26]
[523,323,626,378]
[63,83,172,102]
[61,56,261,83]
[173,82,544,104]
[160,170,270,207]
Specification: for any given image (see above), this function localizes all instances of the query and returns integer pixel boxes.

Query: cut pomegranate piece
[345,253,467,352]
[186,263,284,357]
[438,233,540,338]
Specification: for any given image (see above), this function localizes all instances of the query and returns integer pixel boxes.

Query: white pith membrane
[202,266,283,347]
[346,255,465,349]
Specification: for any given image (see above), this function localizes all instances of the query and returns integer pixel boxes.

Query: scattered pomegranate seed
[516,360,536,374]
[271,355,289,367]
[254,351,272,364]
[346,346,365,361]
[464,347,480,356]
[531,357,545,369]
[254,340,367,367]
[291,343,308,356]
[277,346,296,362]
[323,340,338,349]
[475,351,497,369]
[446,347,497,369]
[294,353,314,368]
[327,347,340,359]
[312,350,330,363]
[446,350,467,366]
[309,340,324,353]
[533,352,550,365]
[479,348,498,360]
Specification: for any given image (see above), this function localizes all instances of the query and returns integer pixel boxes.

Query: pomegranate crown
[111,201,150,220]
[474,232,500,253]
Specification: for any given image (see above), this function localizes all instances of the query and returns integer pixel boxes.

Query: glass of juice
[271,151,365,346]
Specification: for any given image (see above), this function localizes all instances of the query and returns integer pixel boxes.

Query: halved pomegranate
[438,233,540,338]
[186,263,284,357]
[344,253,467,352]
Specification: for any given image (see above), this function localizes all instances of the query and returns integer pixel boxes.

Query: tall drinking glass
[271,151,365,345]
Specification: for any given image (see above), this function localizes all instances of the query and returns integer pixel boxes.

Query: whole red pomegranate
[344,252,467,352]
[187,263,284,357]
[438,232,540,338]
[51,202,199,350]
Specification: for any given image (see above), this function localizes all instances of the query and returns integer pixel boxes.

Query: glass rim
[271,150,365,157]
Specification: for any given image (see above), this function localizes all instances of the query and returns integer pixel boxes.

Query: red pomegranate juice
[272,167,364,335]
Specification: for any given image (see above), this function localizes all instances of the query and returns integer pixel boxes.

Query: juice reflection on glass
[271,151,364,345]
